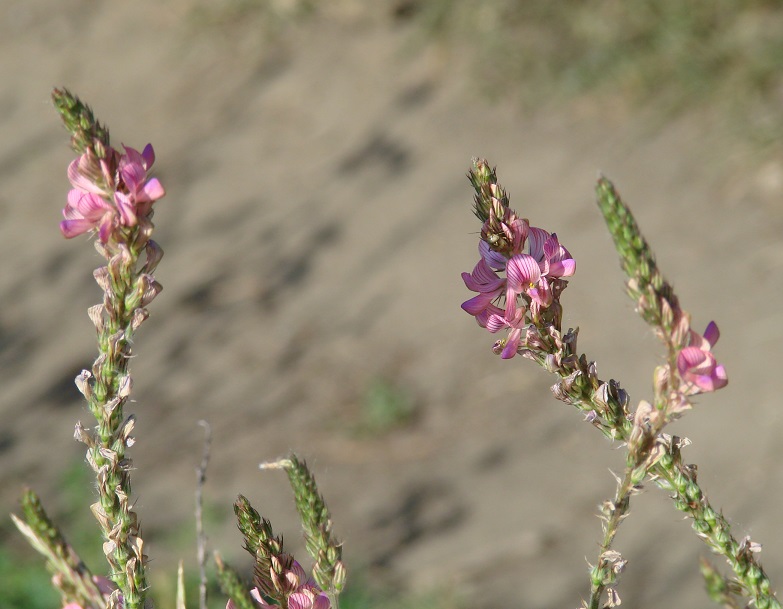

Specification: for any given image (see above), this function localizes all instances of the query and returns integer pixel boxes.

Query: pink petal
[506,254,541,292]
[68,190,112,218]
[462,259,504,292]
[119,150,147,192]
[60,218,95,238]
[114,192,138,226]
[479,240,507,271]
[476,304,504,328]
[508,217,529,252]
[677,346,707,375]
[461,292,497,316]
[501,327,522,359]
[288,591,314,609]
[139,177,165,202]
[527,227,549,260]
[548,259,576,277]
[486,313,507,333]
[67,157,106,194]
[97,212,116,243]
[528,277,553,308]
[311,593,331,609]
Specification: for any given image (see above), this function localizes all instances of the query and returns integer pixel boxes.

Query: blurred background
[2,1,782,607]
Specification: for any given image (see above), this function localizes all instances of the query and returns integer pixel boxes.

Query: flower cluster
[60,144,164,243]
[461,162,575,359]
[227,561,330,609]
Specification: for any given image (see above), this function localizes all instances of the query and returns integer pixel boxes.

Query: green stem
[82,238,153,609]
[537,334,780,609]
[587,467,635,609]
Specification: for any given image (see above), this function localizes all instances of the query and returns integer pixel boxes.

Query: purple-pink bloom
[461,256,506,326]
[60,144,165,242]
[505,253,542,317]
[61,188,117,242]
[486,306,527,359]
[676,321,728,393]
[528,228,576,279]
[227,561,331,609]
[226,587,330,609]
[461,258,505,312]
[461,206,576,356]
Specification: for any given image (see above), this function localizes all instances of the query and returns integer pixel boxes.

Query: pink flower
[226,587,330,609]
[117,144,165,220]
[461,207,576,355]
[60,188,117,242]
[505,253,543,315]
[676,321,728,393]
[528,228,576,280]
[227,562,331,609]
[461,257,506,323]
[60,144,165,242]
[486,305,527,359]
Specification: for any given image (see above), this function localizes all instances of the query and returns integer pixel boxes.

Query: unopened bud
[332,560,347,591]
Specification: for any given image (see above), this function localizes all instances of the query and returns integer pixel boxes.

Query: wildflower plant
[12,90,345,609]
[461,159,777,609]
[8,86,779,609]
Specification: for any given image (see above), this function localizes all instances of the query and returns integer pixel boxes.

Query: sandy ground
[2,2,783,608]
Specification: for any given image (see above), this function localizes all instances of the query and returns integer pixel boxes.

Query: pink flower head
[462,213,576,354]
[226,561,331,609]
[60,144,165,242]
[676,321,728,393]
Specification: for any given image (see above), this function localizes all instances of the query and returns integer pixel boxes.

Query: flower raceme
[226,561,331,609]
[226,587,330,609]
[461,215,575,358]
[60,144,164,242]
[676,321,728,394]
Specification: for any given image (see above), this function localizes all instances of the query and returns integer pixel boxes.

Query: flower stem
[82,239,155,609]
[587,467,634,609]
[528,329,779,609]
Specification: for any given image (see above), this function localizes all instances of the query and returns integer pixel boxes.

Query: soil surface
[2,3,783,608]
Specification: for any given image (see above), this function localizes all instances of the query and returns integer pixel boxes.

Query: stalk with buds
[460,159,777,609]
[15,88,166,609]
